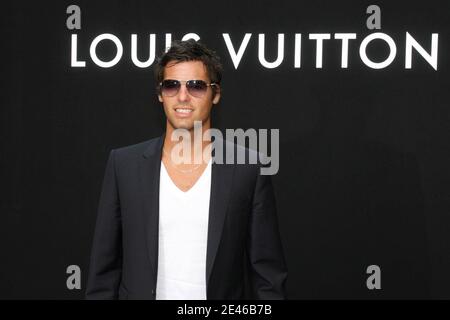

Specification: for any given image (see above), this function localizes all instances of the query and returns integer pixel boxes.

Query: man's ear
[158,94,163,103]
[212,86,221,104]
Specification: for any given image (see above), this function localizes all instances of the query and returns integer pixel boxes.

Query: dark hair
[154,39,223,95]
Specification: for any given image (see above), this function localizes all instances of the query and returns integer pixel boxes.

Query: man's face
[158,60,221,131]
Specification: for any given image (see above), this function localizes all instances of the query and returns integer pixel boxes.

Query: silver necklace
[162,147,203,174]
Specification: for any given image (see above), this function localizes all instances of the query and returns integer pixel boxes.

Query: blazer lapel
[206,137,235,290]
[140,134,164,285]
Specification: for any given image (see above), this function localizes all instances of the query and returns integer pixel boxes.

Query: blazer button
[152,289,155,296]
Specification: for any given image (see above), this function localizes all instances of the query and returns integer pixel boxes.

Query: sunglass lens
[161,80,180,96]
[187,80,208,97]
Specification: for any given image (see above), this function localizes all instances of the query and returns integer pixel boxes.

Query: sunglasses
[159,79,218,98]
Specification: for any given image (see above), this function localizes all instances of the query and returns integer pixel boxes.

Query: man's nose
[177,83,190,101]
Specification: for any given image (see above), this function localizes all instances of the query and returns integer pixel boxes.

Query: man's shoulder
[220,138,265,166]
[110,135,162,163]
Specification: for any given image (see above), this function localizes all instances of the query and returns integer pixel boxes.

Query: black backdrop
[2,0,450,299]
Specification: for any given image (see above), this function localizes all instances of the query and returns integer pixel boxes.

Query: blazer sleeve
[85,149,122,299]
[247,168,288,299]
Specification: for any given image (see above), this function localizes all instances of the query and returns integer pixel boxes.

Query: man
[85,40,287,300]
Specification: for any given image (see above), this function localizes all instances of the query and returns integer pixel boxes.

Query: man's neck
[163,123,212,165]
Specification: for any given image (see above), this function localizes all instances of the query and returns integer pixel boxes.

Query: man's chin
[175,125,194,131]
[168,119,195,131]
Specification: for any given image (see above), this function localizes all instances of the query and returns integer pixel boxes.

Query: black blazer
[85,134,287,300]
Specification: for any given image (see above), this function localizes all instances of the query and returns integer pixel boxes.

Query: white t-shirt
[156,159,212,300]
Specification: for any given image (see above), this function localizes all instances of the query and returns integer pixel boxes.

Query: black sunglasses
[159,79,218,98]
